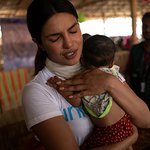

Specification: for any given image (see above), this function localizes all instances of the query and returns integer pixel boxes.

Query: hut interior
[0,0,150,149]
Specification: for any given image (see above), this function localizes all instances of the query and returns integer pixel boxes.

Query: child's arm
[47,76,82,107]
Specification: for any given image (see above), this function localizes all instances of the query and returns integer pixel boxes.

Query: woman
[22,0,150,150]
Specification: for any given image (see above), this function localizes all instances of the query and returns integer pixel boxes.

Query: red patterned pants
[83,114,133,149]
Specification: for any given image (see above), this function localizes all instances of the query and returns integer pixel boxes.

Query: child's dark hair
[26,0,78,75]
[82,33,91,42]
[82,35,116,68]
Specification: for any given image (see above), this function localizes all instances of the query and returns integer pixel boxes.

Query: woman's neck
[46,58,83,79]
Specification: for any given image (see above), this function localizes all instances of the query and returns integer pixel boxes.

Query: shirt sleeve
[22,82,62,130]
[112,65,125,83]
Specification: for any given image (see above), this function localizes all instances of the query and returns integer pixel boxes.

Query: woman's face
[40,12,83,66]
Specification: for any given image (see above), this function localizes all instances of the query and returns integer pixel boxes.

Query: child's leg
[81,114,134,149]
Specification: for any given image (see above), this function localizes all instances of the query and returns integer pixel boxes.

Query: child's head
[82,33,91,42]
[82,34,116,68]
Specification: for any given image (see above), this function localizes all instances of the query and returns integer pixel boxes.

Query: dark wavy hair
[26,0,78,75]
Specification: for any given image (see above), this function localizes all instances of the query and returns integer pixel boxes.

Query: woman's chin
[64,60,79,66]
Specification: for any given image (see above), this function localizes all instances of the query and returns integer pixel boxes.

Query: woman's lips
[63,50,77,59]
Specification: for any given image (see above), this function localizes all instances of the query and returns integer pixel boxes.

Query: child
[80,35,133,150]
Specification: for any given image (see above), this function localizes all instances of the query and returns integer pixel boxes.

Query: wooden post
[0,26,4,70]
[130,0,138,45]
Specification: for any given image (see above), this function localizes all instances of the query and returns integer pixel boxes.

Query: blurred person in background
[125,12,150,109]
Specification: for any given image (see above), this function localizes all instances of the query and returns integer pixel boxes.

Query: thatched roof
[0,0,149,19]
[0,0,30,18]
[76,0,150,19]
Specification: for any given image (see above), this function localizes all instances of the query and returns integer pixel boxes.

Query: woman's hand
[47,76,82,107]
[56,69,112,99]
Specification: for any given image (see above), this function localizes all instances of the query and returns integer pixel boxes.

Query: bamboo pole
[130,0,138,45]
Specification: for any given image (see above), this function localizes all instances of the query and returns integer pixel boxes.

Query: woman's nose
[63,34,73,49]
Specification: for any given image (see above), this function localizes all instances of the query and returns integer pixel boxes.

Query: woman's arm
[32,116,137,150]
[56,69,150,128]
[108,80,150,128]
[32,116,79,150]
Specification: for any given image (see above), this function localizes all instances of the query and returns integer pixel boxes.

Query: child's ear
[108,61,114,68]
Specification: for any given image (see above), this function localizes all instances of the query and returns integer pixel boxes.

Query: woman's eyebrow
[45,22,78,38]
[68,22,78,31]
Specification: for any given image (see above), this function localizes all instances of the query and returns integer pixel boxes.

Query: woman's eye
[70,23,79,34]
[70,30,77,34]
[70,27,77,34]
[49,36,60,42]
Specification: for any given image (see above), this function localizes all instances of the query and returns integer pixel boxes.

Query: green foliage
[78,12,86,22]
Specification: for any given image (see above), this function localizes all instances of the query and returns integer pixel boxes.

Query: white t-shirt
[22,67,93,146]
